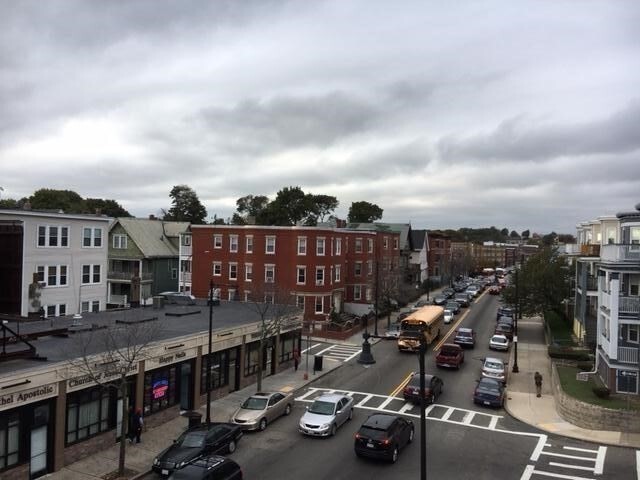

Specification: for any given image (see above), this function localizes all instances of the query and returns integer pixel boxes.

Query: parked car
[494,322,514,341]
[158,291,197,305]
[354,414,414,463]
[488,286,500,295]
[453,327,476,348]
[432,295,448,306]
[473,378,505,408]
[299,393,354,437]
[496,306,515,320]
[466,285,480,297]
[489,334,510,351]
[481,357,508,384]
[497,315,514,326]
[454,293,470,307]
[442,288,455,298]
[445,301,461,315]
[230,391,293,431]
[385,323,401,339]
[168,455,243,480]
[435,344,464,369]
[396,311,411,322]
[153,424,243,476]
[443,309,454,324]
[413,299,430,309]
[403,373,444,404]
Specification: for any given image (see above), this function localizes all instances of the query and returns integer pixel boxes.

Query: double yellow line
[390,371,414,397]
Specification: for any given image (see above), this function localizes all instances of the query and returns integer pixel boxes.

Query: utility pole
[419,335,427,480]
[205,279,214,425]
[512,264,520,373]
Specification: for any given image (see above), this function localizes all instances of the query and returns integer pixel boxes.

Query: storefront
[0,381,58,479]
[201,346,241,396]
[144,347,198,415]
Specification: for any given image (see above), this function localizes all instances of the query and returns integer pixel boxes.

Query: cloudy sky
[1,1,639,234]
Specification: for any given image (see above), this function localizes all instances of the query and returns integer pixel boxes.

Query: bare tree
[66,319,161,477]
[373,258,402,329]
[241,285,301,392]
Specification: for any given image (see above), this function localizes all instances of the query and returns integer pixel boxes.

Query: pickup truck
[435,343,464,369]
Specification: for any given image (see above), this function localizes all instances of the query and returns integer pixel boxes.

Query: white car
[444,309,454,324]
[299,394,354,436]
[489,334,510,351]
[481,357,508,384]
[385,323,401,339]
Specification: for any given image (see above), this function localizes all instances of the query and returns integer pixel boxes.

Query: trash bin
[314,355,323,372]
[183,410,202,428]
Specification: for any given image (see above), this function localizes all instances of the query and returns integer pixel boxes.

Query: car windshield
[309,400,336,415]
[241,397,268,410]
[444,310,453,315]
[485,361,503,370]
[177,432,206,448]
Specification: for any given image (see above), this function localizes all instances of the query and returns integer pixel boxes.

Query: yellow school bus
[397,305,445,352]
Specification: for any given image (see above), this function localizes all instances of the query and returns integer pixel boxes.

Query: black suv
[169,456,242,480]
[354,414,414,463]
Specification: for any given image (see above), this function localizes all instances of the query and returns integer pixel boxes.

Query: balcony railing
[618,346,639,364]
[619,295,640,314]
[181,272,192,283]
[108,271,153,281]
[600,244,640,262]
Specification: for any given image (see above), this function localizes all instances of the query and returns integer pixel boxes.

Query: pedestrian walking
[133,408,143,443]
[534,371,543,397]
[293,348,300,372]
[127,407,136,444]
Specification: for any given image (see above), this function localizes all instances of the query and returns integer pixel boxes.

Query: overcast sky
[1,1,639,234]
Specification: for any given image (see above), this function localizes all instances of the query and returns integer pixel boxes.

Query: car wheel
[259,418,267,431]
[348,408,353,421]
[284,404,292,416]
[390,446,399,463]
[227,440,236,454]
[408,427,414,443]
[330,423,337,436]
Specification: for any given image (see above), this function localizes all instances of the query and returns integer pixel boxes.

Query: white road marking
[521,465,535,480]
[441,407,455,421]
[541,451,597,462]
[593,446,606,475]
[356,394,373,407]
[636,450,640,480]
[488,416,499,430]
[343,349,362,362]
[530,435,548,461]
[549,462,598,472]
[462,411,475,425]
[563,446,599,454]
[295,390,316,401]
[378,396,394,410]
[301,343,322,354]
[520,469,595,480]
[398,402,414,414]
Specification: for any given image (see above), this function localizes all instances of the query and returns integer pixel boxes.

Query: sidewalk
[504,315,640,448]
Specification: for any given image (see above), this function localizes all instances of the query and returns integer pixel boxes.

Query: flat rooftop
[0,300,300,377]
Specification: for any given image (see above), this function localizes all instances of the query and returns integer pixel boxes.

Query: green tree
[29,188,85,212]
[235,195,270,221]
[510,230,520,239]
[308,194,339,224]
[521,229,530,239]
[501,247,571,317]
[84,198,131,217]
[0,198,25,209]
[557,233,576,244]
[348,201,383,223]
[500,228,509,237]
[163,185,207,224]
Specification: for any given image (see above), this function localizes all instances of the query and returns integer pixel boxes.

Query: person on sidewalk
[127,407,136,444]
[133,408,144,443]
[293,348,300,371]
[534,371,543,397]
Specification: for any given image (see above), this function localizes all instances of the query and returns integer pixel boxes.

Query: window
[83,227,102,247]
[394,237,399,249]
[66,387,111,444]
[366,287,372,301]
[213,262,222,276]
[367,260,373,275]
[354,285,362,300]
[296,296,305,310]
[297,266,306,285]
[229,235,239,253]
[316,237,325,256]
[201,350,230,393]
[113,234,127,249]
[629,325,639,344]
[45,303,67,317]
[368,238,373,253]
[265,236,276,254]
[228,289,236,301]
[335,265,341,282]
[244,342,260,376]
[354,262,362,276]
[229,263,238,280]
[315,267,325,286]
[0,413,19,468]
[81,300,100,313]
[244,291,251,302]
[37,225,69,248]
[297,237,307,255]
[181,235,191,246]
[246,235,253,253]
[213,234,223,248]
[264,293,274,304]
[315,296,323,314]
[144,366,177,414]
[383,236,389,249]
[265,264,275,283]
[335,238,342,255]
[171,268,177,280]
[355,238,363,253]
[39,265,68,287]
[82,265,101,284]
[245,263,253,281]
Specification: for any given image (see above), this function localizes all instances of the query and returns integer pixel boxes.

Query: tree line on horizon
[0,186,574,244]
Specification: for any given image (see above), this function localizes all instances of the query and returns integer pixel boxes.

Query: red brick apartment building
[189,225,400,324]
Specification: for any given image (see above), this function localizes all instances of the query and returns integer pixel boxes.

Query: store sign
[67,364,138,392]
[148,347,197,368]
[0,383,58,411]
[152,378,169,399]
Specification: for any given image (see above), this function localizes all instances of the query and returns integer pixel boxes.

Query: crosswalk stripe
[548,462,597,472]
[378,397,394,410]
[520,468,595,480]
[462,411,475,425]
[356,394,373,407]
[594,446,606,475]
[398,402,414,414]
[441,407,454,421]
[541,451,597,462]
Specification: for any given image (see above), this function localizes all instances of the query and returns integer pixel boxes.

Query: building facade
[0,209,111,319]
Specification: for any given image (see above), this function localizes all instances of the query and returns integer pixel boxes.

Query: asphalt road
[144,292,639,480]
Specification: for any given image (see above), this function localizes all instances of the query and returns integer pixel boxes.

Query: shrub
[592,386,610,399]
[576,361,594,371]
[548,345,591,361]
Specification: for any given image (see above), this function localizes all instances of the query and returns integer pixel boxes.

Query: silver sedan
[299,393,354,437]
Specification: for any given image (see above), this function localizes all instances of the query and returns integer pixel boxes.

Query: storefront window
[66,387,111,445]
[201,351,229,393]
[279,333,295,362]
[0,413,19,469]
[244,342,260,376]
[144,367,177,415]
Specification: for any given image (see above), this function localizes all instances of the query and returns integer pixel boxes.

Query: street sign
[620,370,638,378]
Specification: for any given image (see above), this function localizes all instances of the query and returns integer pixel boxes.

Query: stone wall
[552,364,640,433]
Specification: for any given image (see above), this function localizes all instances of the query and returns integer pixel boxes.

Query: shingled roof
[111,218,190,258]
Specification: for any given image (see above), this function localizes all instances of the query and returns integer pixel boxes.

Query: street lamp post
[512,268,520,373]
[418,335,427,480]
[205,279,214,425]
